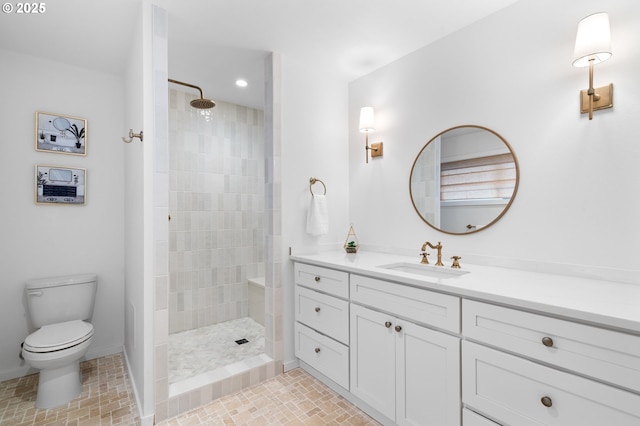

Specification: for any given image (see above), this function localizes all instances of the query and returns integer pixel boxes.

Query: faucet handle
[420,252,430,264]
[451,256,462,269]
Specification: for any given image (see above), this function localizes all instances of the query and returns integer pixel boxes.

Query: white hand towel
[306,194,329,236]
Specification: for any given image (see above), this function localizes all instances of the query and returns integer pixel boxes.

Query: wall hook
[122,129,143,143]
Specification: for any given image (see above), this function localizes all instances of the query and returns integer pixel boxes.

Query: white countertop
[290,250,640,334]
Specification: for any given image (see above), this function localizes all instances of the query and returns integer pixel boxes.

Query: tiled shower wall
[168,90,265,334]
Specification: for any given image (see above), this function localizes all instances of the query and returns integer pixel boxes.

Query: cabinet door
[350,303,396,420]
[396,320,461,426]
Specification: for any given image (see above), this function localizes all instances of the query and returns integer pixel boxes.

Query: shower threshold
[169,353,273,397]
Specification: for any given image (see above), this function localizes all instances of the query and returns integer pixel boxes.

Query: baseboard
[283,358,299,372]
[122,348,154,426]
[85,344,123,361]
[0,365,32,382]
[0,344,124,383]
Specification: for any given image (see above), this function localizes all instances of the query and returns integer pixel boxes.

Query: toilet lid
[24,320,93,353]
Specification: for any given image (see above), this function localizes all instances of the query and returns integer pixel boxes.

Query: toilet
[22,274,97,409]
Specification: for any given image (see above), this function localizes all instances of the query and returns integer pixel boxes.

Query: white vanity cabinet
[350,275,461,426]
[292,252,640,426]
[293,263,350,389]
[462,300,640,425]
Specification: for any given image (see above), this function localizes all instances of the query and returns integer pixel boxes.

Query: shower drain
[235,338,249,345]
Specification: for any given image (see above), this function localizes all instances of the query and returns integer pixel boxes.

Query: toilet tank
[25,274,97,328]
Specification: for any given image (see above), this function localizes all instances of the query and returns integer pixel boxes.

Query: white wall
[348,0,640,277]
[123,2,153,422]
[280,56,351,366]
[0,48,125,380]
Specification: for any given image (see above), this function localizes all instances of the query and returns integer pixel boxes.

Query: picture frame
[35,112,87,156]
[35,164,86,205]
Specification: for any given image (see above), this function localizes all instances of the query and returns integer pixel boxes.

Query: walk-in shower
[166,84,268,393]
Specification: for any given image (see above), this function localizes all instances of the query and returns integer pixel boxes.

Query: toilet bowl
[22,320,94,408]
[22,274,97,409]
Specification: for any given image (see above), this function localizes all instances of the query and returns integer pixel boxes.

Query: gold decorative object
[343,225,360,253]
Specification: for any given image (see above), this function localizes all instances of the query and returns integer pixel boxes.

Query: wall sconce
[359,107,383,163]
[572,12,613,120]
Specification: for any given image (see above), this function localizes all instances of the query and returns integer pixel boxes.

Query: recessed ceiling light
[235,79,248,88]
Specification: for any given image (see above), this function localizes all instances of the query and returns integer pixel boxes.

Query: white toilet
[22,274,97,409]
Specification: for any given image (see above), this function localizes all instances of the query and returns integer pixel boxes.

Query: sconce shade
[359,107,376,133]
[573,12,612,67]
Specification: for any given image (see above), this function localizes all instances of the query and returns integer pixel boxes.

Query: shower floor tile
[169,317,265,384]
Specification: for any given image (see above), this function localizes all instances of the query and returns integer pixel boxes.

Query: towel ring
[309,177,326,196]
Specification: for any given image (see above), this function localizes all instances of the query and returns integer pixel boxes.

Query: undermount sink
[377,262,469,279]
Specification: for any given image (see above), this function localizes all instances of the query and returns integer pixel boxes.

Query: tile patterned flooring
[1,353,380,426]
[157,368,380,426]
[0,353,138,426]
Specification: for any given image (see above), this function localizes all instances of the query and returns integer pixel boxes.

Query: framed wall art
[35,164,86,205]
[35,112,87,156]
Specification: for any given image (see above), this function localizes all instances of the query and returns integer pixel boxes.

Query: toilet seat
[24,320,94,353]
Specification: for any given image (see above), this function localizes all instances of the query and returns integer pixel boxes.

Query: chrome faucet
[420,241,444,266]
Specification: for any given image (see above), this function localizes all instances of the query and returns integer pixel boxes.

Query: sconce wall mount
[369,142,383,158]
[579,83,613,114]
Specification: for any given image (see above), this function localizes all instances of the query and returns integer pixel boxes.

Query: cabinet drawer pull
[395,325,402,333]
[385,321,392,328]
[314,276,321,282]
[541,337,554,347]
[314,347,321,353]
[314,306,321,313]
[540,396,553,407]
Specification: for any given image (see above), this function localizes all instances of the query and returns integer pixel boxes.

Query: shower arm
[168,78,204,99]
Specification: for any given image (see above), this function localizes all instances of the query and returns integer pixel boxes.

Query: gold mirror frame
[409,125,520,235]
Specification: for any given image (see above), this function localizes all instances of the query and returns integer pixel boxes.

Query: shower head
[168,78,216,110]
[190,97,216,109]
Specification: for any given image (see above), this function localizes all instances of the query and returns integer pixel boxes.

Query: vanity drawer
[463,299,640,393]
[295,285,349,344]
[295,322,349,389]
[462,341,640,426]
[294,263,349,299]
[350,274,460,333]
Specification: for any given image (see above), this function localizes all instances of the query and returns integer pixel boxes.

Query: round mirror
[410,125,519,234]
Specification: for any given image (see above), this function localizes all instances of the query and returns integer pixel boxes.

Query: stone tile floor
[1,353,380,425]
[157,367,380,426]
[0,353,137,425]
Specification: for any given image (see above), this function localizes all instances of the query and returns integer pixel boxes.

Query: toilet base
[36,360,82,409]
